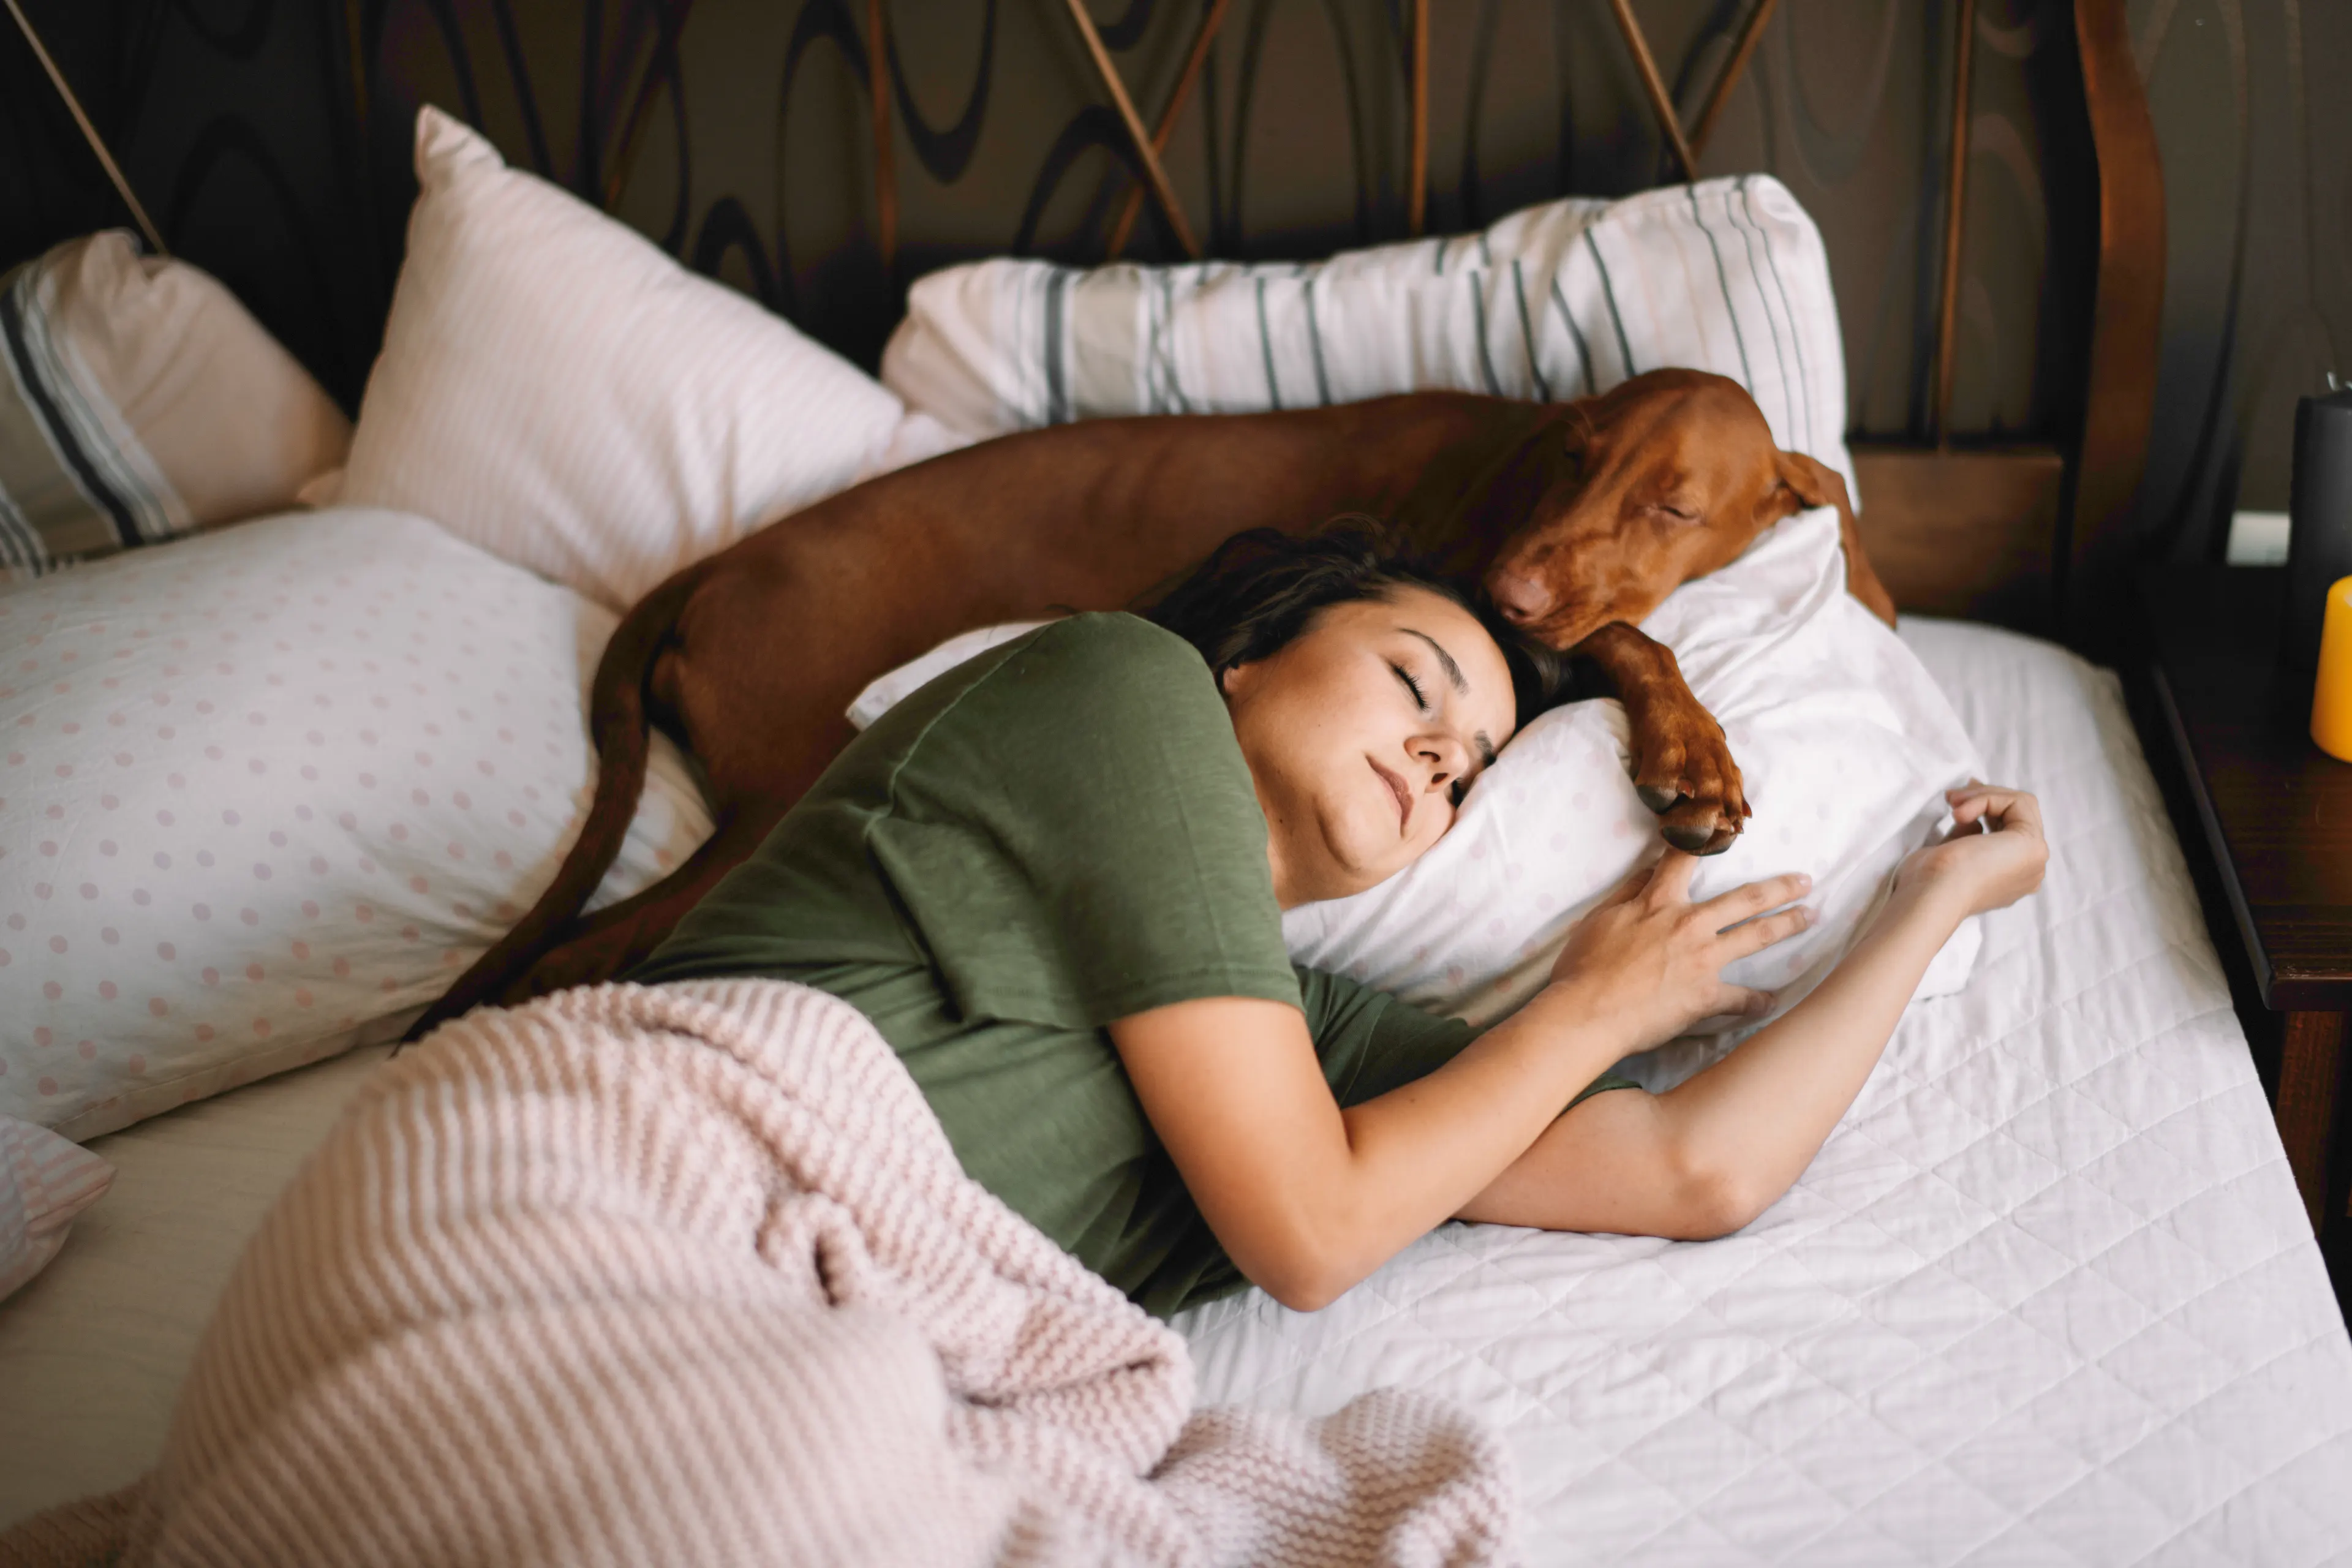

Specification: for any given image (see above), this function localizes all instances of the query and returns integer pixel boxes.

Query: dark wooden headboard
[2,0,2163,647]
[1848,0,2161,650]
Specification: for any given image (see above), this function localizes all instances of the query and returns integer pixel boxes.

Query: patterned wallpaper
[0,1,2341,563]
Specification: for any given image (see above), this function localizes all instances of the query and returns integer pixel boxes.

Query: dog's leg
[496,802,791,1005]
[1572,622,1748,855]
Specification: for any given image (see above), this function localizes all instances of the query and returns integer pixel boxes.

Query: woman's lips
[1369,758,1412,836]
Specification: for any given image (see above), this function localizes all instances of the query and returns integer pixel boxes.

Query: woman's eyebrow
[1400,628,1496,767]
[1402,629,1467,693]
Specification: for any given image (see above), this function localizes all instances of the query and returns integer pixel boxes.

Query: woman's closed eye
[1394,661,1477,809]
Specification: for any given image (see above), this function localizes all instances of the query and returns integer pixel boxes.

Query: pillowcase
[880,175,1853,494]
[1281,506,1982,1039]
[337,107,965,609]
[0,1112,111,1302]
[0,508,713,1140]
[0,231,350,581]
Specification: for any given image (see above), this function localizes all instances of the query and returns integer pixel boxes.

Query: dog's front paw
[1631,711,1749,856]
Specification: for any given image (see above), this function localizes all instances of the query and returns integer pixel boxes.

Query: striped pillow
[0,1112,112,1302]
[881,176,1854,496]
[0,232,350,580]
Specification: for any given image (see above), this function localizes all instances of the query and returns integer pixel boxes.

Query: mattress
[1175,620,2352,1563]
[3,620,2348,1561]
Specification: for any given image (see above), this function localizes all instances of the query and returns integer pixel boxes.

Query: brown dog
[413,368,1894,1033]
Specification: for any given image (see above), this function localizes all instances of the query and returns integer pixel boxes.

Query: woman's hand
[1545,853,1813,1049]
[1894,784,2048,917]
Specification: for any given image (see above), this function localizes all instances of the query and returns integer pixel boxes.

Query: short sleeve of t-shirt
[870,613,1302,1028]
[1298,967,1479,1106]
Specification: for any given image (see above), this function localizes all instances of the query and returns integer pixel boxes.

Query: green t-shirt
[634,613,1615,1317]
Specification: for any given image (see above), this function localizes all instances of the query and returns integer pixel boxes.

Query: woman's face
[1221,586,1519,907]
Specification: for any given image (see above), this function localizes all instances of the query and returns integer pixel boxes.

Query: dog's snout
[1486,570,1553,624]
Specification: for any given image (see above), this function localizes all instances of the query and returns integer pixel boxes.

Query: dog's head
[1476,369,1850,649]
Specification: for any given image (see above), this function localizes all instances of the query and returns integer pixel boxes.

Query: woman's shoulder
[870,612,1229,790]
[1026,611,1204,671]
[992,612,1218,713]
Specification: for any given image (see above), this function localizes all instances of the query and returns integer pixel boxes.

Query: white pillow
[337,107,964,609]
[0,1113,111,1301]
[1281,507,1982,1039]
[0,508,712,1140]
[881,175,1853,494]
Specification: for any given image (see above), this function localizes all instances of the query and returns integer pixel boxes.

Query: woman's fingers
[1646,848,1702,903]
[1946,784,2043,839]
[1989,791,2044,839]
[1595,851,1667,910]
[1719,903,1812,959]
[1700,870,1812,928]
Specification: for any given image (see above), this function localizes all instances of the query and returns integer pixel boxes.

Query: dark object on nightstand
[2283,386,2352,676]
[2144,565,2352,1241]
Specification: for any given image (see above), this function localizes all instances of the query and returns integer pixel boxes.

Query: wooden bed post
[1605,0,1697,181]
[1061,0,1201,260]
[2066,0,2165,646]
[1604,0,1780,181]
[2,0,170,257]
[1932,0,1978,448]
[1104,0,1232,260]
[1687,0,1777,163]
[1408,0,1428,236]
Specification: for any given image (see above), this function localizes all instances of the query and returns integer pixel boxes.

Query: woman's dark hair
[1147,521,1572,730]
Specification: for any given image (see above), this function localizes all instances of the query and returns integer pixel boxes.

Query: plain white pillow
[0,509,712,1140]
[1281,507,1982,1040]
[881,175,1854,496]
[337,106,963,609]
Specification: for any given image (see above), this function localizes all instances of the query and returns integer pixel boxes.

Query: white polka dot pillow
[0,508,712,1140]
[1280,506,1986,1041]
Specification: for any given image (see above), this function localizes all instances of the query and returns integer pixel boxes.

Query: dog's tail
[402,572,692,1042]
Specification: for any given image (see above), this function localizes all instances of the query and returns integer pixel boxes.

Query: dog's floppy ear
[1773,448,1898,628]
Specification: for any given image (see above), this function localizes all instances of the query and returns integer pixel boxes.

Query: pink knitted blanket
[100,980,1516,1566]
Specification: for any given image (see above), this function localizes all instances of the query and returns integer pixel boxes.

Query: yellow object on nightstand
[2310,575,2352,761]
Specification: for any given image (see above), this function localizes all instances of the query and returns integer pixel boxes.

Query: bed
[6,615,2347,1559]
[2,1,2350,1561]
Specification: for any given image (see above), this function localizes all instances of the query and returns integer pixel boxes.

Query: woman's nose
[1415,733,1469,785]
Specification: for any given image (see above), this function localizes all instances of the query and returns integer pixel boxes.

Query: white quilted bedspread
[1175,620,2352,1566]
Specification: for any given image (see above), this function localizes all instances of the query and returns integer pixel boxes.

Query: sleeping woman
[629,527,2046,1319]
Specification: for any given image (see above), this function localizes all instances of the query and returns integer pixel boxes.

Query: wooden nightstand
[2143,566,2352,1240]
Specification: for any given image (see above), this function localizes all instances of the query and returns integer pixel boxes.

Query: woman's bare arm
[1465,785,2050,1235]
[1110,858,1812,1311]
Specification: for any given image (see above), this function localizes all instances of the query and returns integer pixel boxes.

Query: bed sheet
[0,1043,390,1520]
[1174,619,2352,1564]
[4,622,2348,1560]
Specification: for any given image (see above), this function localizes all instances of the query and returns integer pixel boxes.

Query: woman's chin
[1311,837,1413,902]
